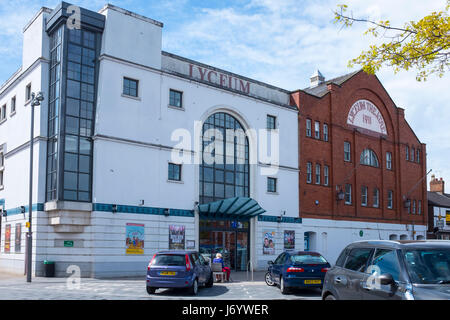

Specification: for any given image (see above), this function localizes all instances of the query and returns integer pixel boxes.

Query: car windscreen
[151,254,185,267]
[403,248,450,284]
[290,254,327,264]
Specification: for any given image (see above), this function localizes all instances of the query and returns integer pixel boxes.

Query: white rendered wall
[100,6,162,70]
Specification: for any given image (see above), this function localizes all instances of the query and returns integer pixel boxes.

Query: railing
[246,260,254,282]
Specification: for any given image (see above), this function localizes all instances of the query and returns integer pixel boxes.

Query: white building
[0,2,426,278]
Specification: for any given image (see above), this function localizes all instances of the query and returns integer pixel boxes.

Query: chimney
[310,69,325,88]
[430,174,445,194]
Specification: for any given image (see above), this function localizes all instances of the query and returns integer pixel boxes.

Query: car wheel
[280,277,289,295]
[146,286,156,294]
[324,294,336,300]
[189,278,199,295]
[265,272,275,286]
[205,272,214,288]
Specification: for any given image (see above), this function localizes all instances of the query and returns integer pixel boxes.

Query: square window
[169,89,183,108]
[123,77,139,97]
[267,177,277,193]
[168,163,181,181]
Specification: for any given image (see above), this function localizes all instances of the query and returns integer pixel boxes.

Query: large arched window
[360,149,379,167]
[199,112,250,204]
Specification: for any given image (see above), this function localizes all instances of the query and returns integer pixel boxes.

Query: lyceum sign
[347,100,387,135]
[189,64,250,94]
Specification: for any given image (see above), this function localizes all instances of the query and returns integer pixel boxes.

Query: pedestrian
[213,253,230,282]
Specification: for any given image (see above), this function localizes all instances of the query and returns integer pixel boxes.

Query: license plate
[304,279,321,284]
[160,271,176,276]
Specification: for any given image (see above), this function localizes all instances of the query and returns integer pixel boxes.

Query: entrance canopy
[198,197,266,220]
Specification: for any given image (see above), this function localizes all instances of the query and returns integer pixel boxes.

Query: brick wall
[291,71,427,226]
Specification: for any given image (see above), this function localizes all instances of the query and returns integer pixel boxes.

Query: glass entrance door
[199,219,250,271]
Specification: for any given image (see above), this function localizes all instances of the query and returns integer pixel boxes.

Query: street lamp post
[26,92,44,283]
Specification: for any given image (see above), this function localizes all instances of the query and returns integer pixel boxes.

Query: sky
[0,0,449,188]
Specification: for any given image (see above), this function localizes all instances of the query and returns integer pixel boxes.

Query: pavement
[0,271,322,300]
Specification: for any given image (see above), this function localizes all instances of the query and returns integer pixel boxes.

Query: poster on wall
[169,225,185,250]
[284,230,295,249]
[263,230,275,255]
[125,223,145,255]
[4,224,11,253]
[15,224,21,253]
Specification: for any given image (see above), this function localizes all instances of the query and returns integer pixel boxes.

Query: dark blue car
[146,250,213,295]
[265,251,331,294]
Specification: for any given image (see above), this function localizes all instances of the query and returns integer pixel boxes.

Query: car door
[198,254,211,281]
[338,247,373,300]
[271,253,286,284]
[190,253,206,284]
[361,248,404,300]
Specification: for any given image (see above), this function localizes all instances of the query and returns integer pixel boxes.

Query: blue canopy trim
[198,197,266,220]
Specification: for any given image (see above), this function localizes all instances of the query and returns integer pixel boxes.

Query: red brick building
[291,70,427,236]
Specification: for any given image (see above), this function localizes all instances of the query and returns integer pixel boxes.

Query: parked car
[146,250,213,295]
[265,251,331,294]
[322,240,450,300]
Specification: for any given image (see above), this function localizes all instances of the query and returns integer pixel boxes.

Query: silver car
[322,240,450,300]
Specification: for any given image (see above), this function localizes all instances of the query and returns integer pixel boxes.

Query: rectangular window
[306,119,312,137]
[306,162,312,183]
[169,89,183,108]
[345,184,352,205]
[0,151,4,188]
[344,142,351,162]
[373,188,379,208]
[387,190,393,209]
[361,186,368,206]
[412,200,416,214]
[25,83,31,102]
[168,163,182,181]
[123,77,138,97]
[411,148,415,162]
[267,177,277,193]
[267,115,276,130]
[416,149,420,163]
[324,165,329,186]
[418,200,422,214]
[314,121,320,139]
[323,124,329,142]
[0,105,5,121]
[315,164,321,184]
[10,96,16,115]
[406,146,409,160]
[386,152,392,170]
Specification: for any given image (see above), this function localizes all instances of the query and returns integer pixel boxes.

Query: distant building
[427,175,450,240]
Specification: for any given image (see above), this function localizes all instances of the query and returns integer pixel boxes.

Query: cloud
[1,0,449,186]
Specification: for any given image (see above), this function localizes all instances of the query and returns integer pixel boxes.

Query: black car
[322,240,450,300]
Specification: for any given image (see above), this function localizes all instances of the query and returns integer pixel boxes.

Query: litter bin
[43,260,55,277]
